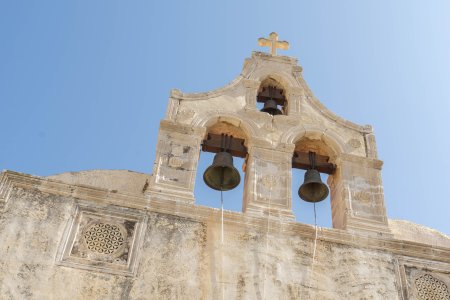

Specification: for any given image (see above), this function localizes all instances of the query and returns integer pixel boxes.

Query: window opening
[292,168,332,227]
[194,133,247,213]
[291,150,335,228]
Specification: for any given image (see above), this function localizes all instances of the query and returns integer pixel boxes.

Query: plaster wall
[0,186,399,299]
[0,174,449,300]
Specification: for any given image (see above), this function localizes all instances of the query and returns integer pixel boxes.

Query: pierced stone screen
[83,223,125,255]
[415,274,450,300]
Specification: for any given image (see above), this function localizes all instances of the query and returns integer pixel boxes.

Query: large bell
[203,151,241,191]
[260,99,282,116]
[298,169,329,203]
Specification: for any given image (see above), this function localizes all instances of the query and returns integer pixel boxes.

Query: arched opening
[291,137,338,228]
[194,121,248,213]
[257,78,288,115]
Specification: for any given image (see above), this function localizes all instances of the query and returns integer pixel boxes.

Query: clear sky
[1,1,449,234]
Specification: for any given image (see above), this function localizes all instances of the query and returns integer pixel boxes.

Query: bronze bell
[261,99,282,116]
[203,151,241,191]
[298,169,329,203]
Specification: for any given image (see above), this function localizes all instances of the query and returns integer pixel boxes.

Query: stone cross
[258,32,289,55]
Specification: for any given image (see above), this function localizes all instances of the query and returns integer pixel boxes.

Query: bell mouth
[203,152,241,191]
[260,99,282,116]
[298,169,329,203]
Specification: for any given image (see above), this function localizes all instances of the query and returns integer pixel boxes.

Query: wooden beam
[292,151,336,174]
[201,133,247,158]
[256,86,286,106]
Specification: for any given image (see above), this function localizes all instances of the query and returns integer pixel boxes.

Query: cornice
[251,51,298,65]
[169,75,244,101]
[0,170,149,210]
[340,153,384,170]
[1,170,449,264]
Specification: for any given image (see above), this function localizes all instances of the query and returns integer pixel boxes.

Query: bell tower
[148,32,391,237]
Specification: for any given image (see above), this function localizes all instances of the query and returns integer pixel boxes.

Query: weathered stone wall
[0,176,448,300]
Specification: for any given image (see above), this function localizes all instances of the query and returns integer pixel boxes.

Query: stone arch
[283,125,349,228]
[192,112,258,145]
[282,125,346,158]
[192,112,252,213]
[253,70,299,90]
[253,71,301,116]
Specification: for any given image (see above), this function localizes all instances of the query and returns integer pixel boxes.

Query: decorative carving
[83,223,125,255]
[415,274,450,300]
[351,190,372,203]
[57,204,147,276]
[176,108,196,123]
[260,175,278,189]
[348,138,361,149]
[168,157,184,168]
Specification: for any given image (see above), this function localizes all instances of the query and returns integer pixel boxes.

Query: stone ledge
[1,170,450,264]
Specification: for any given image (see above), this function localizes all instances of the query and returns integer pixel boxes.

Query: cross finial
[258,32,289,56]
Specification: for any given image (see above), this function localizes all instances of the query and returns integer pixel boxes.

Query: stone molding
[158,120,206,139]
[249,51,298,66]
[300,88,373,134]
[2,170,450,265]
[168,76,244,101]
[168,51,372,137]
[56,202,147,276]
[395,256,450,299]
[339,153,384,170]
[242,78,261,89]
[0,170,149,210]
[242,78,260,110]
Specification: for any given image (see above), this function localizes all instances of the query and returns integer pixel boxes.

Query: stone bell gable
[149,50,389,237]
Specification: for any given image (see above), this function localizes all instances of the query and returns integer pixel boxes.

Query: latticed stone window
[83,223,125,255]
[415,273,450,300]
[57,204,147,276]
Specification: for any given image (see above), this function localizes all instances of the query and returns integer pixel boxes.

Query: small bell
[298,169,329,202]
[260,99,282,116]
[203,151,241,191]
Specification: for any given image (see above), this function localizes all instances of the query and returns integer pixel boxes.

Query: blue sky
[1,1,449,234]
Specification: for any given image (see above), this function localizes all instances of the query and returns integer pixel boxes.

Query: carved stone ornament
[83,223,126,255]
[175,108,196,123]
[56,203,147,276]
[347,138,362,149]
[415,273,450,300]
[396,257,450,300]
[260,175,278,189]
[168,156,184,168]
